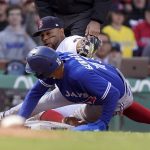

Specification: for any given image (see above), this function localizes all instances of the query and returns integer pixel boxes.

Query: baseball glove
[62,116,86,127]
[77,36,102,58]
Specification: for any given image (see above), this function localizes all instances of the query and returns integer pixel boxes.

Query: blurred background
[0,0,150,132]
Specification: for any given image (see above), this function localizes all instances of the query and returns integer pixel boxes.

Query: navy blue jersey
[19,52,125,124]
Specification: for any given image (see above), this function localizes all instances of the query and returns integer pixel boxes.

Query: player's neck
[60,36,65,44]
[52,63,64,79]
[56,36,65,49]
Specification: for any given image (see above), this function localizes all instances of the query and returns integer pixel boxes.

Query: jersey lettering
[68,53,93,70]
[65,91,89,98]
[89,61,107,70]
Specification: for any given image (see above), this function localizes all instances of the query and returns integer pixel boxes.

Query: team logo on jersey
[65,91,89,98]
[65,91,97,104]
[84,96,96,104]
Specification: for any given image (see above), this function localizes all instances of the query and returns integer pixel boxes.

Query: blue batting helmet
[26,46,62,79]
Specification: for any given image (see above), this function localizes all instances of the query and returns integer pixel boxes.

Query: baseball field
[0,129,150,150]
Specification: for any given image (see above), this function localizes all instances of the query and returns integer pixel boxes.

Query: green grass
[0,131,150,150]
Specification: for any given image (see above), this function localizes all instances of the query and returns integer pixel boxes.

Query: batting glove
[72,120,107,131]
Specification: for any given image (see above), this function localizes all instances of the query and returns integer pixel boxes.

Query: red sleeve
[133,23,145,47]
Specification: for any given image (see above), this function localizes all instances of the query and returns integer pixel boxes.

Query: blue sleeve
[79,71,120,125]
[18,80,51,118]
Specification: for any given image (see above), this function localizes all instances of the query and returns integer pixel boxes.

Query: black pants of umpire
[55,9,92,37]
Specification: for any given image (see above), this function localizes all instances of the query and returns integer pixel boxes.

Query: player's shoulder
[57,51,73,60]
[56,35,83,53]
[65,55,93,80]
[68,65,89,81]
[57,35,83,48]
[61,35,83,50]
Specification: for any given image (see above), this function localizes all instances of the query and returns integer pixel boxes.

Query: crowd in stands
[0,0,150,75]
[106,0,150,58]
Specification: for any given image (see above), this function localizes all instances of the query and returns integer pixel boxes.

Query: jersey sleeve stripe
[101,82,111,100]
[39,79,52,88]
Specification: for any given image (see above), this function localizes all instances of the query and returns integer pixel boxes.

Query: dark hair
[145,7,150,12]
[6,5,23,17]
[111,42,121,53]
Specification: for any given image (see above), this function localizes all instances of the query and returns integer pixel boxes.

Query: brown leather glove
[77,36,101,58]
[62,116,86,127]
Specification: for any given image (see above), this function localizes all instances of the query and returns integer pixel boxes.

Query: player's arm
[82,72,120,124]
[85,0,112,37]
[92,0,112,24]
[18,79,54,118]
[57,35,101,58]
[73,70,120,131]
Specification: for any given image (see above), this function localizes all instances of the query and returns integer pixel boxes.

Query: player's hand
[85,20,101,38]
[72,120,107,131]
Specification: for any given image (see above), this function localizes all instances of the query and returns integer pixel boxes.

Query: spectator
[94,33,122,68]
[0,0,8,31]
[133,7,150,55]
[34,0,112,37]
[0,5,37,61]
[94,33,122,69]
[127,0,148,27]
[8,0,23,5]
[112,0,132,15]
[23,0,41,45]
[142,44,150,58]
[122,1,133,13]
[108,42,122,68]
[102,3,137,58]
[94,33,112,64]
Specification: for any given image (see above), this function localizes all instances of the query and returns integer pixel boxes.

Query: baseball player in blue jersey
[0,16,101,122]
[18,45,133,131]
[1,16,150,127]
